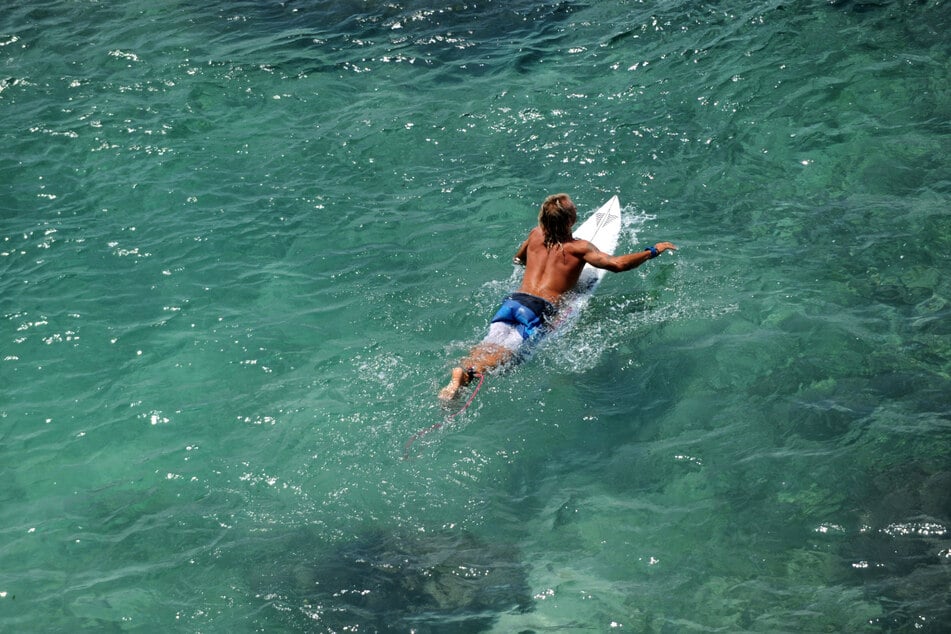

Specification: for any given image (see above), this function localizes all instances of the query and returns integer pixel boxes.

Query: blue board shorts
[483,292,557,352]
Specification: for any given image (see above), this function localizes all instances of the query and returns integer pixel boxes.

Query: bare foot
[438,367,467,402]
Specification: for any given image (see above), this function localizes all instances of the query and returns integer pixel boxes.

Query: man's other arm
[579,241,677,272]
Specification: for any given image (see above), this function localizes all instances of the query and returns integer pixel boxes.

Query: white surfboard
[572,195,622,292]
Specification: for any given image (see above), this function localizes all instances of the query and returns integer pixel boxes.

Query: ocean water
[2,0,949,631]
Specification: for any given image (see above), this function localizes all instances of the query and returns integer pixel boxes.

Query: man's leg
[438,366,470,401]
[439,342,513,401]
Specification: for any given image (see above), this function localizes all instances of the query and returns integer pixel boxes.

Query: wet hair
[538,193,576,248]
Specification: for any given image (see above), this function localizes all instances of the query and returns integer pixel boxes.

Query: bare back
[517,226,591,304]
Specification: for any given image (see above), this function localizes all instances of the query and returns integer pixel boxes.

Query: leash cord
[402,371,484,460]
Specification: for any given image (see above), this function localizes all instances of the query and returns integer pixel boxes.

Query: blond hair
[538,193,576,248]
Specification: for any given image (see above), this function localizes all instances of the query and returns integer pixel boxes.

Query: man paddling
[439,193,677,400]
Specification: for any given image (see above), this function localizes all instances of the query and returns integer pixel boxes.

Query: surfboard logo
[588,209,619,240]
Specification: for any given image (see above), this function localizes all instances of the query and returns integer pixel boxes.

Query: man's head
[538,193,576,248]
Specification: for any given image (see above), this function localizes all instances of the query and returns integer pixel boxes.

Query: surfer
[439,193,677,400]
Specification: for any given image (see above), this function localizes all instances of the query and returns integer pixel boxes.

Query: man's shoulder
[564,238,594,253]
[525,226,546,245]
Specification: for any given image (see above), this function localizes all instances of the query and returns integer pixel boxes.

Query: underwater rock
[279,528,532,632]
[553,494,584,529]
[919,471,951,520]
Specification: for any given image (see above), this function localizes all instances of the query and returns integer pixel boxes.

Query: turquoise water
[2,0,949,631]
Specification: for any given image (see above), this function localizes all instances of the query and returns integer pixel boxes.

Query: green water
[2,1,949,631]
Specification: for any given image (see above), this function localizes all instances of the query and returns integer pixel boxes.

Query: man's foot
[438,367,469,402]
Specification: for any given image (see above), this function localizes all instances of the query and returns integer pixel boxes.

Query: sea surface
[2,1,949,631]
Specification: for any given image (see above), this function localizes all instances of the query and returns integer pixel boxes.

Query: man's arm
[512,235,531,266]
[580,241,677,272]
